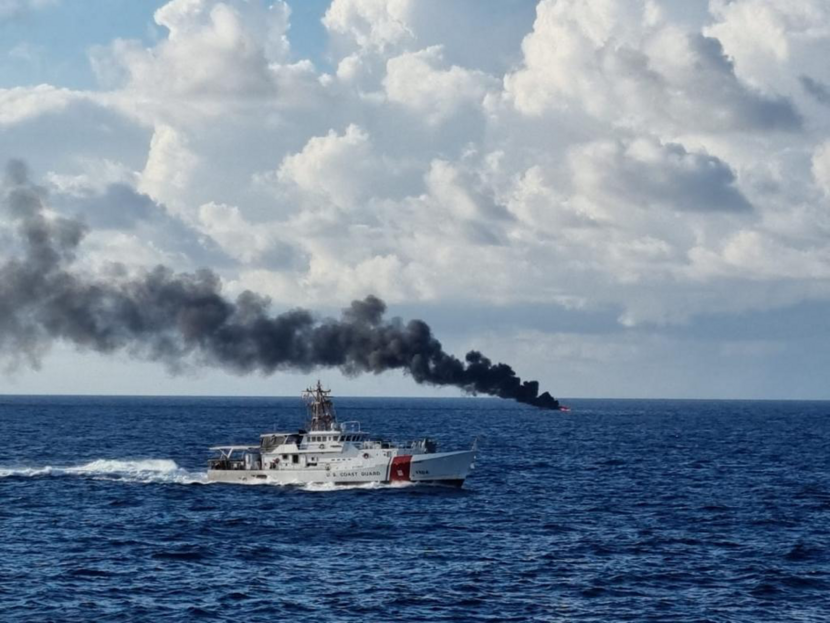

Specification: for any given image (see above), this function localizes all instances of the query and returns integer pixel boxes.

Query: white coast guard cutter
[207,382,477,487]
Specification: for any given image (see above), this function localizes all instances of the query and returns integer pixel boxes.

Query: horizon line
[0,392,829,403]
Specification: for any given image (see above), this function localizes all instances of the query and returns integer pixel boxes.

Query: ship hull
[207,450,475,487]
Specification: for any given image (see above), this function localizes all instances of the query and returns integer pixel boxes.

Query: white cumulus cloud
[3,0,830,398]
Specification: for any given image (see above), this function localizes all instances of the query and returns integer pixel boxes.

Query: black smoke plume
[0,161,560,410]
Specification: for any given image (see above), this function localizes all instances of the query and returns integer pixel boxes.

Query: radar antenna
[303,380,338,432]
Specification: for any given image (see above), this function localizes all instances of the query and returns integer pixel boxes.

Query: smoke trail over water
[0,161,559,409]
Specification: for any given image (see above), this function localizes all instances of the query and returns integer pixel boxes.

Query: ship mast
[303,380,338,432]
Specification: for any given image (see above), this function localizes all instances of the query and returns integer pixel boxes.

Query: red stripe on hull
[389,455,412,482]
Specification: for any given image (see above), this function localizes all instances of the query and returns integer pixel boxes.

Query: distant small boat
[559,405,571,412]
[207,382,477,487]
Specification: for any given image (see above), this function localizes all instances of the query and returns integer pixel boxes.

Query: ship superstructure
[207,382,476,487]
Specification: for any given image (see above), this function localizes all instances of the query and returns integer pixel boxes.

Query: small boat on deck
[207,382,477,487]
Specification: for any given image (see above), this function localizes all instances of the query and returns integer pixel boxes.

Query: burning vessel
[207,382,477,487]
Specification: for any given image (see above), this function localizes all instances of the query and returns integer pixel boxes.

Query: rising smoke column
[0,161,560,409]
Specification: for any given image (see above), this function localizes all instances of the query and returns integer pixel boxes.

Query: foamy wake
[301,481,383,492]
[0,459,209,485]
[300,480,418,492]
[0,460,424,490]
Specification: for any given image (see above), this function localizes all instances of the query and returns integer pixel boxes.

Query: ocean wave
[0,459,209,485]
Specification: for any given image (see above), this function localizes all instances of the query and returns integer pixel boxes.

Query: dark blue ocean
[1,396,829,622]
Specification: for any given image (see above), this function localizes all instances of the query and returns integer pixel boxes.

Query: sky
[1,0,829,400]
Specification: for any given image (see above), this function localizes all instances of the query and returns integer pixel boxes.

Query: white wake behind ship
[207,382,477,487]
